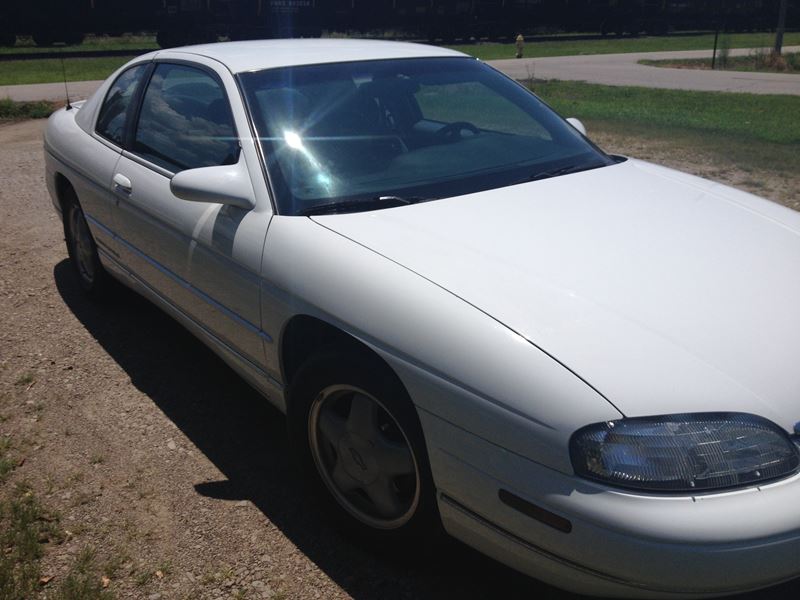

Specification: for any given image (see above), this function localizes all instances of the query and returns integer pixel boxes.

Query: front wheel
[288,349,440,542]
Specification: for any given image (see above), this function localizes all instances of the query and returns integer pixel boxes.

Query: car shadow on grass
[54,260,799,600]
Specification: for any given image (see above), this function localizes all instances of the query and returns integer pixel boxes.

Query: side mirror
[566,117,587,136]
[170,155,256,210]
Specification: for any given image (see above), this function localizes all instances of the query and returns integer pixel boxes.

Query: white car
[44,39,800,598]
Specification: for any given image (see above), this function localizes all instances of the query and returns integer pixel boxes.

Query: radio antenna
[60,55,72,110]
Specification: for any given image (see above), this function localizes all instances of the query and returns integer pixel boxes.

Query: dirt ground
[0,119,798,600]
[589,127,800,213]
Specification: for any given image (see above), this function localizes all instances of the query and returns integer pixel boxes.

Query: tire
[287,348,440,544]
[62,189,112,298]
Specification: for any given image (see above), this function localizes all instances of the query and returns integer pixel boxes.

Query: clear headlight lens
[570,413,800,492]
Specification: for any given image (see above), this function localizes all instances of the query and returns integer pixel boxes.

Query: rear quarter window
[95,64,149,146]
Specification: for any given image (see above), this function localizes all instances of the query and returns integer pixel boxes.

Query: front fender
[261,215,621,475]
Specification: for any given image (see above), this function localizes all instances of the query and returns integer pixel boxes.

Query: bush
[0,98,56,120]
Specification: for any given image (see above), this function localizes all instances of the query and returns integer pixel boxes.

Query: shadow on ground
[54,260,799,600]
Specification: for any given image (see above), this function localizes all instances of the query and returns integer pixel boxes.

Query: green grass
[0,35,157,55]
[532,80,800,146]
[448,31,800,61]
[0,482,109,600]
[0,485,63,599]
[530,80,799,177]
[0,99,56,120]
[51,548,113,600]
[2,31,799,85]
[0,56,132,85]
[0,437,15,483]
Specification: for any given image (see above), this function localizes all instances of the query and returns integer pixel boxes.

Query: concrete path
[491,46,800,95]
[0,79,105,102]
[2,46,800,101]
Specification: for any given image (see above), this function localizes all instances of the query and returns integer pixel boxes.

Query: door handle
[113,173,132,193]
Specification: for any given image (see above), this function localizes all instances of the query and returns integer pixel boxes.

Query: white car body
[43,39,800,598]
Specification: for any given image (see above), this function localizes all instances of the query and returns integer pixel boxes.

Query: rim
[69,205,95,284]
[308,384,421,530]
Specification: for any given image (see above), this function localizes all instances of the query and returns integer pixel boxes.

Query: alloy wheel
[308,384,421,530]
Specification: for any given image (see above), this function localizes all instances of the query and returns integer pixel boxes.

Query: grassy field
[531,80,799,201]
[533,80,800,145]
[448,31,800,61]
[0,35,158,55]
[0,57,131,86]
[0,34,156,85]
[640,51,800,74]
[2,31,800,85]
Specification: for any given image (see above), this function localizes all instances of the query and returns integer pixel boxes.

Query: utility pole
[774,0,788,56]
[712,27,719,69]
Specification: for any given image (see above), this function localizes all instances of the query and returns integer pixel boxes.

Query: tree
[774,0,788,55]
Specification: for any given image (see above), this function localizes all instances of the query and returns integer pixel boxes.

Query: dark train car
[150,0,800,46]
[329,0,388,33]
[581,1,796,36]
[1,0,162,46]
[1,0,795,48]
[329,1,475,41]
[91,0,163,36]
[0,3,16,46]
[156,0,326,47]
[5,0,91,46]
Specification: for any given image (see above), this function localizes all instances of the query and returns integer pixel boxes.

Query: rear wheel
[288,349,440,542]
[63,189,112,298]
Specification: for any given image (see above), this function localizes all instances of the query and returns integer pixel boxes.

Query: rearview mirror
[170,155,256,210]
[566,117,587,136]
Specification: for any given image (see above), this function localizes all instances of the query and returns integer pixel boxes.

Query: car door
[110,59,272,370]
[71,62,150,259]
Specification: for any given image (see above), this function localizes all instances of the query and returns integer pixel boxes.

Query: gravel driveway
[1,119,797,600]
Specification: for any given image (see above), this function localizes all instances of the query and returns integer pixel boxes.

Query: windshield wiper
[514,162,604,186]
[299,195,429,216]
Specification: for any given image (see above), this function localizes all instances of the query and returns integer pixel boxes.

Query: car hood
[311,159,800,431]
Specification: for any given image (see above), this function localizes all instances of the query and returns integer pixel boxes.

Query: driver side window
[132,63,239,173]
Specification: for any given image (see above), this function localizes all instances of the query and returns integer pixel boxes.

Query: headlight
[570,413,800,493]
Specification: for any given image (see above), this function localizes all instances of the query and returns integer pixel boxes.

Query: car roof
[154,39,469,74]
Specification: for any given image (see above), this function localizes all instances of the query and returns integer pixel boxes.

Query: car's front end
[429,407,800,598]
[297,157,800,597]
[234,42,800,596]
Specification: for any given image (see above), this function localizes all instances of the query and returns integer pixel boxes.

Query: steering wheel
[435,121,481,142]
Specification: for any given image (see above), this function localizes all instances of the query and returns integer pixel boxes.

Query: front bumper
[420,409,800,598]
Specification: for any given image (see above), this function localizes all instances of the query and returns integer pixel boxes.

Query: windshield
[239,57,614,216]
